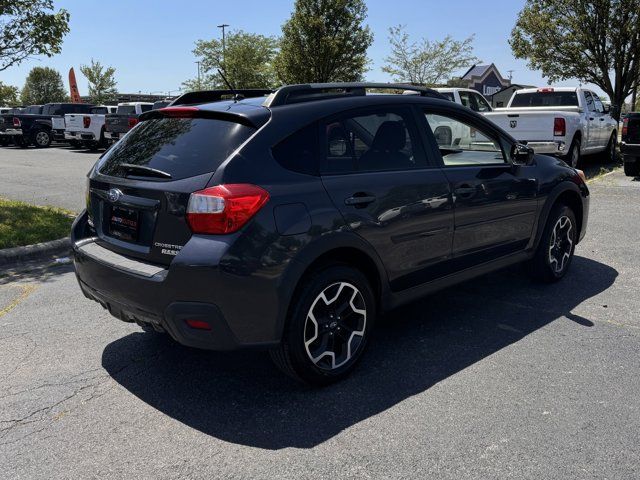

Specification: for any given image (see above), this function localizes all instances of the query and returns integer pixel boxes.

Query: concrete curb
[0,237,71,267]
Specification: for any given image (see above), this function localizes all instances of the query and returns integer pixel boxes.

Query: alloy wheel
[304,282,367,371]
[548,215,573,273]
[35,131,49,146]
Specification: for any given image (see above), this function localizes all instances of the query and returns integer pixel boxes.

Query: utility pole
[507,70,515,82]
[217,23,229,73]
[195,61,202,90]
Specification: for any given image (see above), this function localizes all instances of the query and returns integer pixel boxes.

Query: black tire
[564,137,581,168]
[32,129,51,148]
[603,132,617,162]
[270,264,376,386]
[623,160,640,177]
[529,204,577,283]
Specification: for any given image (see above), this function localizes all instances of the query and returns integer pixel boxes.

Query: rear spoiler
[138,106,259,128]
[169,89,273,106]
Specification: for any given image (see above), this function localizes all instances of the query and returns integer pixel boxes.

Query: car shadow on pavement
[102,255,617,450]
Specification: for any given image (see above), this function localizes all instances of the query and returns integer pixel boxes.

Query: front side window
[472,93,492,112]
[321,108,426,174]
[424,112,506,166]
[592,95,605,113]
[584,91,596,112]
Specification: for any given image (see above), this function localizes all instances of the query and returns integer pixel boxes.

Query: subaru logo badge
[510,120,517,129]
[107,188,122,203]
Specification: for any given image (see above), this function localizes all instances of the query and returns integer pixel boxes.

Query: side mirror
[603,104,611,114]
[511,143,534,166]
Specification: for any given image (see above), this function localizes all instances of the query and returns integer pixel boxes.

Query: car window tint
[424,112,506,166]
[97,118,255,180]
[272,123,318,175]
[510,91,579,107]
[439,92,455,102]
[141,104,153,112]
[473,93,491,112]
[459,91,471,109]
[117,105,136,114]
[321,109,426,174]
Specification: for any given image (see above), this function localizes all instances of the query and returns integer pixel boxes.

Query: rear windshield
[117,105,136,114]
[97,118,255,180]
[24,106,42,114]
[90,107,108,114]
[510,91,579,107]
[439,92,455,102]
[626,116,640,143]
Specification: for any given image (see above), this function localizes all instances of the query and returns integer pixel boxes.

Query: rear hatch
[484,109,573,142]
[88,112,257,266]
[65,114,85,132]
[105,114,135,134]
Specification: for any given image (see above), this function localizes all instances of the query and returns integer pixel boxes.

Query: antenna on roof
[217,69,243,101]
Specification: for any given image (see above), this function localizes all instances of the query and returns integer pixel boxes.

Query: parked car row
[0,101,163,150]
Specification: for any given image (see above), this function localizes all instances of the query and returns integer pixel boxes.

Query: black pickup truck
[622,113,640,177]
[0,103,94,148]
[0,105,42,146]
[104,103,153,143]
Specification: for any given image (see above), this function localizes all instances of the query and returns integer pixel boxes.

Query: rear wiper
[118,163,172,179]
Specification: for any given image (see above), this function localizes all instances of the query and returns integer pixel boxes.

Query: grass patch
[0,198,74,249]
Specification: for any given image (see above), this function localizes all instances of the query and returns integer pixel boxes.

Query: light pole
[195,61,202,90]
[217,23,229,73]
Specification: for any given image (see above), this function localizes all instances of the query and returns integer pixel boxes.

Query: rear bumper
[0,128,22,136]
[522,141,566,155]
[66,131,96,141]
[104,131,123,140]
[71,212,282,351]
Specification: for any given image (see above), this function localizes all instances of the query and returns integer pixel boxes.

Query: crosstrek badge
[154,242,183,256]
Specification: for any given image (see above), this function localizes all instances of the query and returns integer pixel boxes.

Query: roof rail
[264,82,447,107]
[170,89,273,106]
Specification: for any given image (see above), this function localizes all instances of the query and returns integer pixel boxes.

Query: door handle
[599,118,605,121]
[589,117,595,121]
[454,185,476,197]
[345,193,376,207]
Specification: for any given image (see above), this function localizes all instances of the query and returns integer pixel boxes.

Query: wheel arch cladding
[535,183,584,251]
[554,189,583,235]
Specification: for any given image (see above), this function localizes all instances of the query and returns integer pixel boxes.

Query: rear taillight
[622,117,629,137]
[83,116,91,128]
[12,117,20,127]
[554,117,566,136]
[186,184,270,234]
[128,117,139,129]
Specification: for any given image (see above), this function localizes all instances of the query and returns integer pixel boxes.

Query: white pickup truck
[64,105,117,150]
[483,87,618,167]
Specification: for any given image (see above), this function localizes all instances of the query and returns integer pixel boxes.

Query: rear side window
[321,108,427,174]
[97,118,255,180]
[510,91,579,107]
[272,124,318,175]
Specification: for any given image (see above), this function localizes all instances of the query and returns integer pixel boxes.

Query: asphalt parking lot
[1,147,639,479]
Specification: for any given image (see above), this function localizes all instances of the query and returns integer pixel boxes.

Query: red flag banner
[69,68,81,103]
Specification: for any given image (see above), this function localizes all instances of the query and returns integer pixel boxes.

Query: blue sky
[0,0,604,97]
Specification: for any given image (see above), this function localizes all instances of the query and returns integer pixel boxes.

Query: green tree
[382,25,480,86]
[510,0,640,120]
[80,58,117,104]
[21,66,68,105]
[0,82,20,105]
[182,30,278,91]
[0,0,70,72]
[275,0,374,84]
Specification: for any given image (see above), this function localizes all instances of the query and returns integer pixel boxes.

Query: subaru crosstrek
[72,83,590,385]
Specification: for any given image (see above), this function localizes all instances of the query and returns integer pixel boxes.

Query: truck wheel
[603,132,617,163]
[270,264,375,386]
[624,160,640,177]
[529,204,577,283]
[564,137,581,168]
[32,129,52,148]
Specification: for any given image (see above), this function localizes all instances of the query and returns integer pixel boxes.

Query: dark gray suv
[72,83,590,385]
